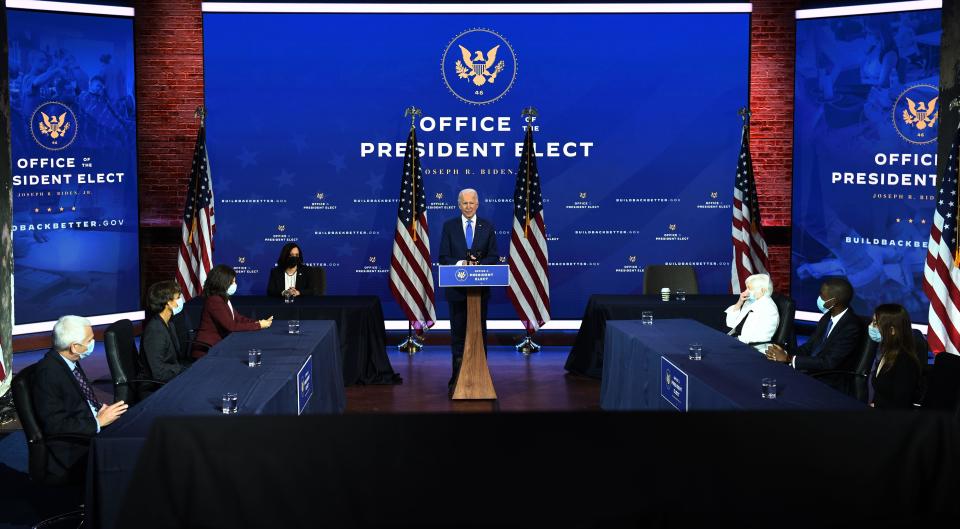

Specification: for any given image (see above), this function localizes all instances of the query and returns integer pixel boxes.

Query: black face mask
[286,255,300,268]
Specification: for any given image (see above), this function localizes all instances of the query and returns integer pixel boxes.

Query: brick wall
[135,1,801,298]
[135,0,204,295]
[750,0,801,293]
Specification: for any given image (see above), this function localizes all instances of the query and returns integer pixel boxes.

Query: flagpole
[516,106,541,354]
[399,106,424,354]
[950,97,960,264]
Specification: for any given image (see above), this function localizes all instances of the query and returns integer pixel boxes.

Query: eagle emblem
[38,112,70,141]
[436,192,444,200]
[369,256,377,264]
[669,224,677,231]
[316,192,325,200]
[710,191,719,199]
[277,225,286,232]
[579,192,588,199]
[902,96,938,130]
[455,45,505,87]
[629,256,637,263]
[238,257,246,264]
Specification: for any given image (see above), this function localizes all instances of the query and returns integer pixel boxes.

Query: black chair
[104,319,165,406]
[810,321,876,402]
[911,330,931,407]
[307,266,327,295]
[922,349,960,412]
[12,364,88,527]
[746,293,797,350]
[642,265,698,295]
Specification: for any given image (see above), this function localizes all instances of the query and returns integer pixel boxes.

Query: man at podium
[439,188,499,393]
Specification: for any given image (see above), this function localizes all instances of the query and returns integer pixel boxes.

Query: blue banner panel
[202,12,749,319]
[8,9,139,325]
[792,9,941,322]
[437,265,509,288]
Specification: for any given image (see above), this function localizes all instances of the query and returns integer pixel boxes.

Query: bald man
[439,188,499,395]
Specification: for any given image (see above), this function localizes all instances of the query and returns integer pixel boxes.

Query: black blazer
[141,316,186,383]
[871,354,921,409]
[30,349,98,475]
[438,215,499,302]
[267,266,313,297]
[793,309,863,371]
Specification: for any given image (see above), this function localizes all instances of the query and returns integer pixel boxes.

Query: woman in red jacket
[192,264,273,358]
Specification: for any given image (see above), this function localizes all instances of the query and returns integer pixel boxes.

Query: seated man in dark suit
[31,315,129,480]
[439,188,499,394]
[765,277,863,381]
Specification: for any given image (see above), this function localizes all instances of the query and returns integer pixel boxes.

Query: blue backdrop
[7,9,139,326]
[792,8,941,322]
[203,12,750,320]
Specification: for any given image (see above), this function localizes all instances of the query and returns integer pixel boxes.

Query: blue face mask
[868,325,882,343]
[226,283,238,296]
[171,296,184,316]
[747,290,758,303]
[817,296,835,313]
[78,339,95,360]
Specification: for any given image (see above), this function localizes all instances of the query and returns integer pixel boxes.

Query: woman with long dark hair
[191,264,272,358]
[267,242,313,298]
[868,303,921,409]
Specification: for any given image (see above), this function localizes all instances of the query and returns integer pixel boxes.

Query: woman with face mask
[266,242,314,298]
[868,303,921,409]
[724,273,780,350]
[192,265,272,358]
[140,281,188,394]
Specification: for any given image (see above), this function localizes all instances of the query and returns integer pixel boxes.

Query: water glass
[283,291,294,304]
[641,311,654,325]
[222,392,239,414]
[761,378,777,400]
[288,319,301,335]
[247,348,262,367]
[675,289,687,301]
[688,343,703,361]
[660,287,671,302]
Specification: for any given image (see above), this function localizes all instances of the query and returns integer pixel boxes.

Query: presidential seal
[31,101,78,151]
[892,84,939,145]
[442,28,517,105]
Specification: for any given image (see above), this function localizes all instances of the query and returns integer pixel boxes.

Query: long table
[600,319,863,411]
[86,320,345,529]
[565,294,738,378]
[183,295,399,385]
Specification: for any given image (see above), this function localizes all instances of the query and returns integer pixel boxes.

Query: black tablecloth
[565,294,739,378]
[184,295,399,385]
[600,319,863,411]
[87,321,344,529]
[114,412,960,528]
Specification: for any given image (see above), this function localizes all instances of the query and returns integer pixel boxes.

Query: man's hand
[735,290,750,309]
[765,344,790,363]
[259,316,274,329]
[97,401,129,427]
[289,288,301,297]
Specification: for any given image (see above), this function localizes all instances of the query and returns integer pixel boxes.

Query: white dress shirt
[457,214,477,265]
[725,295,780,348]
[791,307,849,368]
[284,270,297,292]
[59,354,101,432]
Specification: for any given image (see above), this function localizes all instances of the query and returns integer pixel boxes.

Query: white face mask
[171,296,185,315]
[78,339,94,360]
[226,283,238,296]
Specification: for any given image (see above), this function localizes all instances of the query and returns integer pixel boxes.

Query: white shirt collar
[831,307,848,324]
[59,353,77,371]
[461,214,476,226]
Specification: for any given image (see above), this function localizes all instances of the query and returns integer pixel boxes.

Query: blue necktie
[813,318,835,357]
[465,219,474,250]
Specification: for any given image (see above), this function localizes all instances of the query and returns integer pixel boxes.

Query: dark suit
[871,355,921,408]
[141,316,186,383]
[191,295,261,358]
[793,309,863,372]
[30,350,98,479]
[439,215,499,366]
[266,266,314,297]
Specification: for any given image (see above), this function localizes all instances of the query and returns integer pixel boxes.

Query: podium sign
[438,265,508,400]
[438,265,510,287]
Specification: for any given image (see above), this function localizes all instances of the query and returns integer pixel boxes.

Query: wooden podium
[438,265,509,400]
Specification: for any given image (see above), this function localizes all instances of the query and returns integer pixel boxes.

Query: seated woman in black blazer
[267,242,313,298]
[141,280,188,384]
[868,303,922,409]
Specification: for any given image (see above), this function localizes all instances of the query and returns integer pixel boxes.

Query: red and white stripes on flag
[176,125,215,301]
[507,124,551,332]
[731,119,770,293]
[389,126,437,329]
[922,122,960,356]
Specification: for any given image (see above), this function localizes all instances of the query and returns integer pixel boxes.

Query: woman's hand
[259,316,274,329]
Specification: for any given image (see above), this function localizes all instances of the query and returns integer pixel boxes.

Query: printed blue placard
[297,354,313,415]
[660,356,689,412]
[438,265,510,287]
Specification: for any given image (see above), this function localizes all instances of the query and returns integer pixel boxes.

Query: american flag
[923,120,960,356]
[507,123,551,332]
[388,126,437,329]
[176,125,215,301]
[731,118,770,293]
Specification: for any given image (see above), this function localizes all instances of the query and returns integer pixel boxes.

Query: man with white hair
[439,188,499,395]
[725,274,780,348]
[30,315,128,480]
